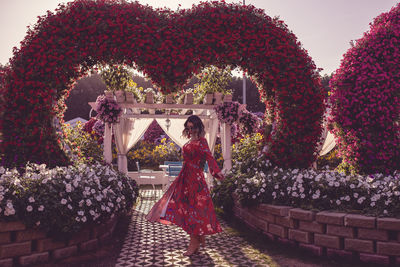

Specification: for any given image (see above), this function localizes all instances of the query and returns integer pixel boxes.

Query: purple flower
[95,95,122,124]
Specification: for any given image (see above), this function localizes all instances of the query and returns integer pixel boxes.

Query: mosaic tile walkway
[115,189,272,267]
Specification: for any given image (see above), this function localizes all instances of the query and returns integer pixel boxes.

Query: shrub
[0,163,139,239]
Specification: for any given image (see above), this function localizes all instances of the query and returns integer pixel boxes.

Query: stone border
[233,200,400,266]
[0,215,118,267]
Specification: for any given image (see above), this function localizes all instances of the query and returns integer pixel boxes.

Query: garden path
[115,189,274,267]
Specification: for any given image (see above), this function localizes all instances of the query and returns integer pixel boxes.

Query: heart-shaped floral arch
[329,4,400,174]
[0,0,324,169]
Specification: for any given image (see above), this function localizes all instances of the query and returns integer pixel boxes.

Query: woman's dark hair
[182,115,205,138]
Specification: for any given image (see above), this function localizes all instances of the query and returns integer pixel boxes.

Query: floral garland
[94,95,122,124]
[238,111,261,135]
[329,3,400,174]
[214,101,241,125]
[0,0,324,168]
[214,101,261,136]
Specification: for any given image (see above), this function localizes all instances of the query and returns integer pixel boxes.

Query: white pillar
[104,123,113,164]
[117,154,128,174]
[221,123,232,171]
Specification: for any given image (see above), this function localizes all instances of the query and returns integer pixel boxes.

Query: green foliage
[211,172,237,216]
[232,133,263,173]
[317,148,342,170]
[336,161,359,176]
[193,66,233,103]
[99,65,132,92]
[151,138,182,165]
[62,122,103,164]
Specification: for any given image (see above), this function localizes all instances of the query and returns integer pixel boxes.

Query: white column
[103,123,113,164]
[118,154,128,174]
[221,123,232,171]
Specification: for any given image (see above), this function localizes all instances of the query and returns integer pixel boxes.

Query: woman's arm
[199,138,225,180]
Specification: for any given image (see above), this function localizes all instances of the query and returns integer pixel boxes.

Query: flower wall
[0,0,324,169]
[329,3,400,174]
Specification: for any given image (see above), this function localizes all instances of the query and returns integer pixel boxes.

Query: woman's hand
[215,171,225,181]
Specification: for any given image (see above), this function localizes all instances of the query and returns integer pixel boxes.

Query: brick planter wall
[0,215,119,267]
[233,200,400,266]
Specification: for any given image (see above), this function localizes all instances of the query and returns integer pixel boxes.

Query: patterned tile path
[115,189,272,267]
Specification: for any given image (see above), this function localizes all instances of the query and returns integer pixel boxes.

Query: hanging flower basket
[214,101,241,125]
[95,95,122,124]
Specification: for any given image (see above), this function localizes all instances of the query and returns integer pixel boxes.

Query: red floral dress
[146,137,223,235]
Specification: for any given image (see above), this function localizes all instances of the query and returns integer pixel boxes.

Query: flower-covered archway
[0,0,324,168]
[329,4,400,174]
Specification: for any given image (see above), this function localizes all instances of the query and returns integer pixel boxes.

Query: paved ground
[115,189,274,267]
[44,189,373,267]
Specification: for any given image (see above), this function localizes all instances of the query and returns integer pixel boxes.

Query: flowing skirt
[146,163,222,235]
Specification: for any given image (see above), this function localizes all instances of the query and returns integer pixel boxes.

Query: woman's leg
[199,235,205,247]
[183,234,200,256]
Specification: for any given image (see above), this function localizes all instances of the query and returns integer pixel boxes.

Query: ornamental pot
[184,93,193,105]
[223,94,233,102]
[145,92,154,104]
[104,91,114,100]
[213,92,223,104]
[115,90,125,102]
[204,93,214,105]
[165,94,174,104]
[125,92,136,103]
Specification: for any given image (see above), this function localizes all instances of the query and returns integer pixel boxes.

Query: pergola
[89,100,232,175]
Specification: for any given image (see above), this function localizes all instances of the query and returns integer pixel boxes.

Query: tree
[64,73,106,121]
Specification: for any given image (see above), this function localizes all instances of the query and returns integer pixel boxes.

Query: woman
[146,115,225,256]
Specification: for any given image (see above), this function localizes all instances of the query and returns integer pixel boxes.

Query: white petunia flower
[61,199,67,205]
[26,205,33,212]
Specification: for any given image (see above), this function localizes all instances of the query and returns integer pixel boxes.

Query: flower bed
[0,163,138,238]
[213,149,400,218]
[0,162,138,266]
[233,200,400,266]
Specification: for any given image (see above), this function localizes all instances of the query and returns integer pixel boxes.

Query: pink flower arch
[329,3,400,174]
[0,0,324,168]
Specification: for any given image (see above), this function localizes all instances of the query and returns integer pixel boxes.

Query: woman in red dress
[146,115,224,256]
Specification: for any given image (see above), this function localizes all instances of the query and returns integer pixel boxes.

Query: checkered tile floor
[115,189,271,267]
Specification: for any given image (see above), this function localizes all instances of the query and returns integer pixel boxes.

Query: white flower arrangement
[217,153,400,217]
[0,162,138,239]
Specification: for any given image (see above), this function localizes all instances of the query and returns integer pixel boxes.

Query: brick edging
[0,215,119,266]
[232,200,400,266]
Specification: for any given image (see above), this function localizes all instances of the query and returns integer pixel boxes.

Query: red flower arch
[329,3,400,174]
[0,0,324,168]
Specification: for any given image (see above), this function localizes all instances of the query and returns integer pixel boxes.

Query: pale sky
[0,0,398,75]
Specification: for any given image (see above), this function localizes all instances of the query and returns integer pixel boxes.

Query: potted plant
[193,66,233,105]
[99,65,133,102]
[184,89,194,104]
